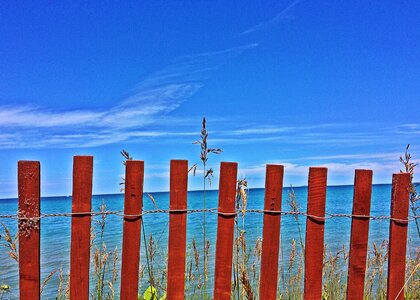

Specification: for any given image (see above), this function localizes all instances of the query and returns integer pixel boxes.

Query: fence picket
[213,162,238,299]
[259,164,284,299]
[70,156,93,300]
[18,161,41,300]
[120,160,144,299]
[387,173,410,300]
[167,160,188,299]
[304,167,328,300]
[346,169,373,299]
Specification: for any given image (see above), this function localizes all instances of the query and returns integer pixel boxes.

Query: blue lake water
[0,184,418,299]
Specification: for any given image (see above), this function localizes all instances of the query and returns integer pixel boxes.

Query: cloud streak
[0,44,257,148]
[242,0,301,35]
[237,159,415,186]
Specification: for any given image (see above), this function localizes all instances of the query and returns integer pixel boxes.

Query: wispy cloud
[242,0,301,35]
[298,152,402,161]
[207,126,384,146]
[237,159,415,186]
[0,44,257,148]
[0,105,103,128]
[218,123,343,136]
[395,123,420,135]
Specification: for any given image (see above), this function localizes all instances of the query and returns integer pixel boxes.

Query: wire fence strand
[0,208,418,223]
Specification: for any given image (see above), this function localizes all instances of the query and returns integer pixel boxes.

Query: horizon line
[0,181,411,201]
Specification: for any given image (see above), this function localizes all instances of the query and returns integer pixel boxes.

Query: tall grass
[91,201,119,300]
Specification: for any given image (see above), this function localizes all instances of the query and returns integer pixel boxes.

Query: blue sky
[0,1,419,198]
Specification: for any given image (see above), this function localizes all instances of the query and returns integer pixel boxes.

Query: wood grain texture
[346,169,373,300]
[213,162,238,299]
[166,160,188,299]
[304,167,328,300]
[18,161,41,300]
[387,173,410,300]
[259,164,284,299]
[70,156,93,300]
[120,160,144,299]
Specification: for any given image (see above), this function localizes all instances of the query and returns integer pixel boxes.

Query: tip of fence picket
[125,159,145,163]
[309,166,328,170]
[18,160,40,165]
[355,169,373,172]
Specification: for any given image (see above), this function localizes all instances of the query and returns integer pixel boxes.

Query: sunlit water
[0,184,418,299]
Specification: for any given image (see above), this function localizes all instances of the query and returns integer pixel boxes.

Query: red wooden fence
[304,167,328,300]
[18,161,41,300]
[120,160,144,299]
[213,162,238,299]
[259,164,284,299]
[387,173,411,300]
[70,156,93,300]
[346,169,373,300]
[167,160,188,299]
[12,156,413,299]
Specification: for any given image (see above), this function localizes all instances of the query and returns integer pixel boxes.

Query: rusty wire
[0,209,418,223]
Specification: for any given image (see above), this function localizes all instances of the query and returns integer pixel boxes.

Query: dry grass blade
[236,179,248,216]
[205,168,214,186]
[400,144,419,238]
[240,269,254,300]
[396,261,420,299]
[0,222,18,262]
[106,281,115,300]
[207,148,223,154]
[112,247,118,283]
[120,149,133,190]
[121,150,133,163]
[289,239,296,270]
[253,238,262,260]
[139,264,145,284]
[192,238,200,271]
[204,239,210,281]
[65,273,70,300]
[57,266,64,299]
[119,178,126,192]
[147,193,158,209]
[188,164,198,175]
[41,270,57,295]
[105,248,118,300]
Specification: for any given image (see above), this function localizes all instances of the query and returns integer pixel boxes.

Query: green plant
[321,246,348,299]
[56,265,70,300]
[404,249,419,299]
[364,240,388,299]
[281,238,304,299]
[0,283,11,300]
